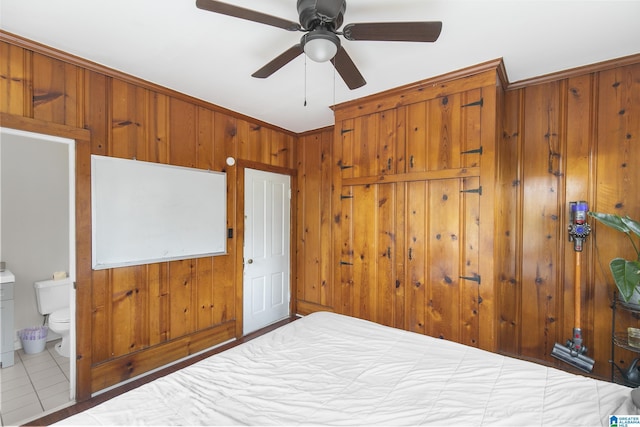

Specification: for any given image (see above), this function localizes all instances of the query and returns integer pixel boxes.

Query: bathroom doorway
[0,127,76,406]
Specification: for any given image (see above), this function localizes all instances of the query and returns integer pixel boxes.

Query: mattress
[57,311,638,426]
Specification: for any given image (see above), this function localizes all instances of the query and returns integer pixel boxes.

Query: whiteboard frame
[91,155,227,270]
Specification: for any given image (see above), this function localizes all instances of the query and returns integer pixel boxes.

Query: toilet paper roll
[53,271,67,280]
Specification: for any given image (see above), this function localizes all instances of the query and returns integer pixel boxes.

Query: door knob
[247,259,253,264]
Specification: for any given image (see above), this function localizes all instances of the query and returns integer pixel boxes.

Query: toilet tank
[34,278,71,315]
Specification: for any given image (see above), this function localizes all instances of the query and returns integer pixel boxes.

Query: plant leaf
[625,259,640,289]
[621,216,640,239]
[589,212,630,233]
[610,258,635,302]
[611,258,640,302]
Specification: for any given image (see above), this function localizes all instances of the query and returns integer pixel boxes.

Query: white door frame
[0,127,76,402]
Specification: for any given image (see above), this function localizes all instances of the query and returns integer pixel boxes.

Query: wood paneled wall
[497,60,640,380]
[3,28,639,400]
[297,61,507,354]
[1,31,296,399]
[297,56,640,380]
[296,128,335,314]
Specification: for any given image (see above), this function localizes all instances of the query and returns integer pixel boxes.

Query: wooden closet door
[338,110,399,179]
[340,177,480,344]
[339,183,403,325]
[405,89,482,173]
[405,176,480,345]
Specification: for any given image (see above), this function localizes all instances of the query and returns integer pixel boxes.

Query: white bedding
[57,311,637,426]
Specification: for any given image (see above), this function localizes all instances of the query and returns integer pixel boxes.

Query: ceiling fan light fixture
[302,29,339,63]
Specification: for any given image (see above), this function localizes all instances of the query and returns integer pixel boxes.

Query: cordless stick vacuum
[551,201,595,373]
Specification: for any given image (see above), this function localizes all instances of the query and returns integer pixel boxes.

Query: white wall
[0,130,69,348]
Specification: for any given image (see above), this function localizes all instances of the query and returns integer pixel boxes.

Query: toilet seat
[49,308,70,324]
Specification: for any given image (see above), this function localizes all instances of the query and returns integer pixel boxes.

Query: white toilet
[34,278,71,357]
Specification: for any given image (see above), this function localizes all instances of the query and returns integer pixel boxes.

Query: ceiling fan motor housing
[297,0,345,31]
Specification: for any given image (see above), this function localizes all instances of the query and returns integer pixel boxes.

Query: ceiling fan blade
[196,0,302,31]
[331,46,366,90]
[252,44,304,78]
[342,21,443,42]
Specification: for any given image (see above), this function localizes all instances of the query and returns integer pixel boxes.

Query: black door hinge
[460,186,482,195]
[340,194,354,200]
[341,128,354,135]
[459,274,481,284]
[461,98,484,108]
[340,261,353,266]
[461,146,483,155]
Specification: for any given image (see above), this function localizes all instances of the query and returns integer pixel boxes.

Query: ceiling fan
[195,0,442,90]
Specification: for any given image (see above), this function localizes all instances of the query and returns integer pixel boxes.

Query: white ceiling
[1,0,639,133]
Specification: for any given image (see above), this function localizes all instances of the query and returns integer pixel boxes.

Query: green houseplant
[588,212,640,304]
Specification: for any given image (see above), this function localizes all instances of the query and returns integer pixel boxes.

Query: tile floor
[0,340,73,426]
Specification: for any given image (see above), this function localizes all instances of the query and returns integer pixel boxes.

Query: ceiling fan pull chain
[304,53,308,107]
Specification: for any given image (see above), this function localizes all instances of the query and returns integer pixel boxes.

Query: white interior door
[243,168,291,335]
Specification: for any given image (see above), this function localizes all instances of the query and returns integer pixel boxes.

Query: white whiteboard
[91,155,226,270]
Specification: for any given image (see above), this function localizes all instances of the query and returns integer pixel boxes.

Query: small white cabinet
[1,269,16,368]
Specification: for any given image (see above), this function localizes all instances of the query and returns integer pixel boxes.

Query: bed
[57,311,638,426]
